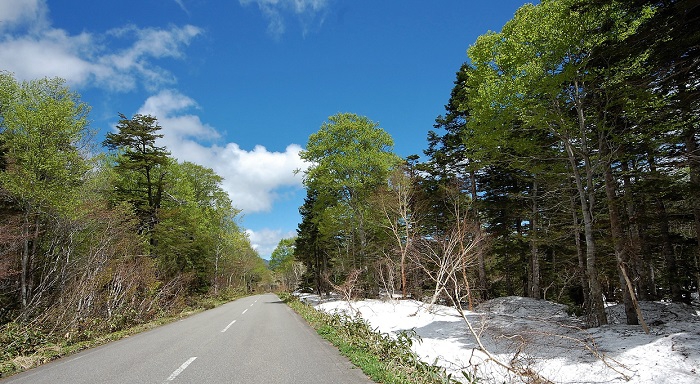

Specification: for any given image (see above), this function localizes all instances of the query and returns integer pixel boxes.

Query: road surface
[2,294,373,384]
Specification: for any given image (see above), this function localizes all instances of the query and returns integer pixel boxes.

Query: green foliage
[0,72,91,215]
[297,113,402,295]
[0,322,51,361]
[103,113,170,170]
[102,113,170,246]
[416,0,700,323]
[0,72,93,310]
[270,237,304,292]
[301,113,400,196]
[269,237,296,271]
[0,72,267,377]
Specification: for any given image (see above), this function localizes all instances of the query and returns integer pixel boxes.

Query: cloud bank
[138,91,308,258]
[0,0,201,91]
[138,90,307,214]
[2,0,308,257]
[246,228,296,259]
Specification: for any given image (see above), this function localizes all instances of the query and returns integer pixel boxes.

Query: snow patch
[307,294,700,383]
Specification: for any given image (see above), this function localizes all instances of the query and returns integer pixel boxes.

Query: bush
[0,322,51,360]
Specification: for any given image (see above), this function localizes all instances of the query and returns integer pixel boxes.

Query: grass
[279,292,472,384]
[0,292,246,378]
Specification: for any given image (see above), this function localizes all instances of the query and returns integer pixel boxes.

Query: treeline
[0,72,268,337]
[293,0,699,327]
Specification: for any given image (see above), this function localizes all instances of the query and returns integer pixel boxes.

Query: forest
[0,0,697,370]
[0,72,270,352]
[292,0,699,328]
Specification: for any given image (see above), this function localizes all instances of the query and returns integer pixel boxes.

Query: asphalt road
[2,294,373,384]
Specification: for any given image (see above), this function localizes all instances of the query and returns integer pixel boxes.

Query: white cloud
[0,0,48,32]
[0,1,201,91]
[138,89,220,141]
[239,0,330,37]
[246,228,296,259]
[173,0,190,15]
[137,90,308,214]
[212,142,306,212]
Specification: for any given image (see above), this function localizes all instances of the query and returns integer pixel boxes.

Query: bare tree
[409,182,486,309]
[374,167,421,299]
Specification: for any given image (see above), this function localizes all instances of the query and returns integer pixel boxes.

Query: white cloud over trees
[1,0,308,258]
[137,90,308,214]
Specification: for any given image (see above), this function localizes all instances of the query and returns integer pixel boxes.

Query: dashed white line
[221,319,237,333]
[242,309,248,315]
[165,357,197,382]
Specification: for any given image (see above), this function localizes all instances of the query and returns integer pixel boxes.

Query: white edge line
[166,357,197,382]
[221,319,236,333]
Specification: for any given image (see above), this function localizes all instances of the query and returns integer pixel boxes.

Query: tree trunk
[572,196,590,308]
[649,155,681,301]
[565,139,606,326]
[469,169,488,298]
[564,84,607,326]
[314,242,322,297]
[21,211,30,308]
[621,160,650,300]
[401,250,407,299]
[686,128,700,303]
[517,219,528,296]
[530,177,541,299]
[601,141,638,325]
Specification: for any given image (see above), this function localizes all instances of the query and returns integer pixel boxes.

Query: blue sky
[1,0,529,258]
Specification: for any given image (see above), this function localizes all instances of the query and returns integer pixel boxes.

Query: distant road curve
[2,293,373,384]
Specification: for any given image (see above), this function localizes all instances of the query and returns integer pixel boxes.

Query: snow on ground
[298,293,700,383]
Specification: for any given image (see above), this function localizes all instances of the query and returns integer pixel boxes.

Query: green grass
[279,292,473,384]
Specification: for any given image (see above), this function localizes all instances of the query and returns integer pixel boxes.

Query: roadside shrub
[282,294,461,384]
[1,322,48,358]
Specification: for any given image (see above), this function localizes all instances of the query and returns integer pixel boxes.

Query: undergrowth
[279,292,478,384]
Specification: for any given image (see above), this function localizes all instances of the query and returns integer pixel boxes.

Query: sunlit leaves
[0,72,90,215]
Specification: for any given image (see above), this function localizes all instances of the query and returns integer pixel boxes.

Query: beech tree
[298,113,401,294]
[0,72,90,309]
[154,160,241,292]
[270,237,304,291]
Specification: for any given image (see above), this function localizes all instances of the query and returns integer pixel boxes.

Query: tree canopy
[1,72,266,338]
[292,0,700,329]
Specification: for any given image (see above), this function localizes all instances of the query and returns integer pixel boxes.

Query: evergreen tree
[103,113,170,255]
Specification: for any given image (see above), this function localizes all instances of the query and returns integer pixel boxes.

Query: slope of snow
[302,294,700,383]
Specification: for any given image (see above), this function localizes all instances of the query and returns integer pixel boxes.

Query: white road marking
[221,319,236,333]
[242,309,248,315]
[165,357,197,382]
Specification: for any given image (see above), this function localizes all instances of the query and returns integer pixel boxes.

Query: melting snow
[299,293,700,383]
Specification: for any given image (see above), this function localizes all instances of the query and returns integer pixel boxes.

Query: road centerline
[165,357,197,382]
[221,319,236,333]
